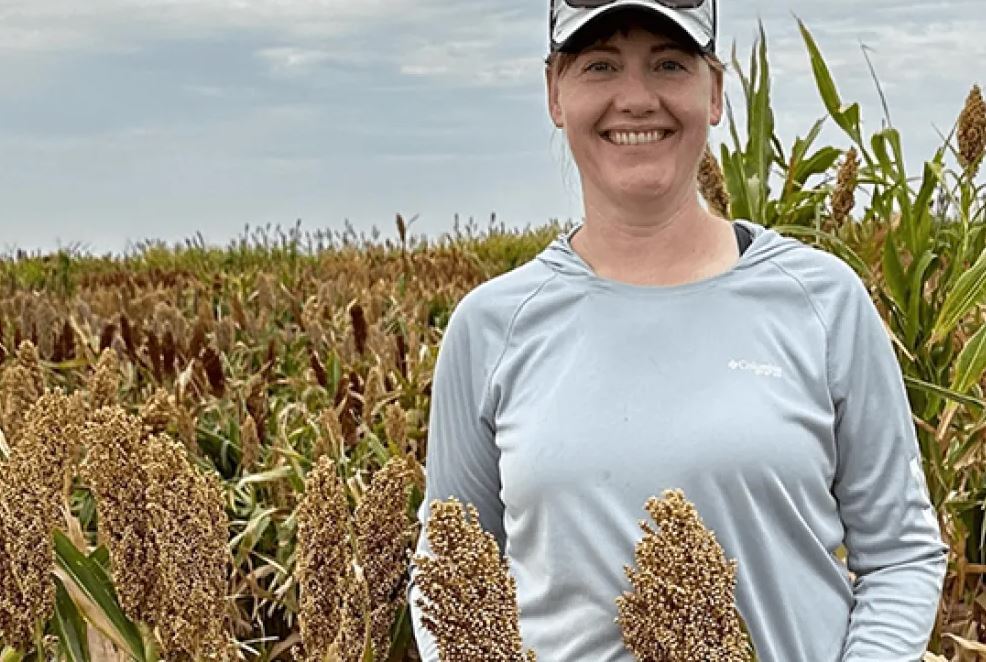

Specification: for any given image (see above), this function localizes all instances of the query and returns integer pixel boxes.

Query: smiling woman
[541,4,736,289]
[406,1,948,661]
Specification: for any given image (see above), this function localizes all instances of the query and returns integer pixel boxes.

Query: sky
[1,0,983,255]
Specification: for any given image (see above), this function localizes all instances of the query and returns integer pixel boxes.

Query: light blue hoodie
[408,219,947,661]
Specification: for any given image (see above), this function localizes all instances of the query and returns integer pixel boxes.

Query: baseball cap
[549,0,717,55]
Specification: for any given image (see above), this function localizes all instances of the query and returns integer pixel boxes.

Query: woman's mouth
[602,129,674,146]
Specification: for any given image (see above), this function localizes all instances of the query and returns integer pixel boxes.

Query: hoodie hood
[535,219,801,290]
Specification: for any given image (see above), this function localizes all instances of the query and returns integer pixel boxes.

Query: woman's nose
[613,69,661,115]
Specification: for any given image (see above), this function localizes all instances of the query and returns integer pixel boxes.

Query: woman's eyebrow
[582,44,688,55]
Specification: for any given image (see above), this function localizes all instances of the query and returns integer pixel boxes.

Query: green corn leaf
[905,249,938,346]
[53,530,146,662]
[0,647,24,662]
[913,153,944,224]
[930,248,986,345]
[730,41,752,108]
[749,23,774,192]
[837,103,861,144]
[793,146,842,187]
[797,18,840,114]
[902,374,986,410]
[89,545,109,569]
[229,506,278,562]
[235,465,295,488]
[881,226,908,315]
[797,19,860,143]
[951,323,986,396]
[721,147,752,221]
[53,576,90,662]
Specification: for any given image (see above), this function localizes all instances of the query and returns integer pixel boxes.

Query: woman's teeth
[605,130,672,145]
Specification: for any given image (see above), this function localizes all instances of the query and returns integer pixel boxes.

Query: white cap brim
[551,0,716,55]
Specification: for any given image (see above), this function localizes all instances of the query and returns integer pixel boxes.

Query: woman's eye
[583,60,685,73]
[585,61,613,72]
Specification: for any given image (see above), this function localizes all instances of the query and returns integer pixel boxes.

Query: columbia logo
[728,359,782,378]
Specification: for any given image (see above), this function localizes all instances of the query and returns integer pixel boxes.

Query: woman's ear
[708,66,724,127]
[546,67,564,129]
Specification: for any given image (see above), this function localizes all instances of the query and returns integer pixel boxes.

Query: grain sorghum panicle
[138,387,178,436]
[80,406,160,625]
[0,340,46,445]
[830,147,859,227]
[0,389,88,651]
[88,347,121,410]
[698,145,731,219]
[0,365,40,446]
[383,401,413,459]
[296,454,354,659]
[16,339,45,396]
[958,84,986,174]
[616,489,753,662]
[354,455,415,660]
[349,303,369,357]
[413,497,537,662]
[141,433,232,660]
[239,413,260,472]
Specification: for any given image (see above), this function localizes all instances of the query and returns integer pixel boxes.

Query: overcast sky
[1,0,983,255]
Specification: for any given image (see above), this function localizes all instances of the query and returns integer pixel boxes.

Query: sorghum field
[2,21,986,662]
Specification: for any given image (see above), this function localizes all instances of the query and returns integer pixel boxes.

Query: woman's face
[546,26,723,209]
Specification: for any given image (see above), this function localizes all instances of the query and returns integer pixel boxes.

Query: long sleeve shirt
[407,219,948,661]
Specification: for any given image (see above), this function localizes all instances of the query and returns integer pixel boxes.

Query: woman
[408,1,947,660]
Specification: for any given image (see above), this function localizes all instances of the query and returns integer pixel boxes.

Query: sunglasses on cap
[550,0,717,55]
[566,0,706,7]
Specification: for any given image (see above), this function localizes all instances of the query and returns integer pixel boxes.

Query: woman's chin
[607,180,679,201]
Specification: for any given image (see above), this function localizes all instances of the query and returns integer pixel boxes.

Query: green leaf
[235,465,295,488]
[797,19,840,114]
[930,248,986,345]
[229,506,277,563]
[721,146,752,221]
[797,19,860,143]
[913,154,943,224]
[904,249,937,345]
[52,530,146,662]
[53,576,91,662]
[951,323,986,396]
[0,647,24,662]
[903,375,986,410]
[793,146,841,186]
[881,226,908,314]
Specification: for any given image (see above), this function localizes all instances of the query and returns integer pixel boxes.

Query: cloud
[256,47,338,77]
[0,0,419,54]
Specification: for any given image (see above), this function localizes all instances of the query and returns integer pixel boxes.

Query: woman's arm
[407,295,508,662]
[828,269,948,661]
